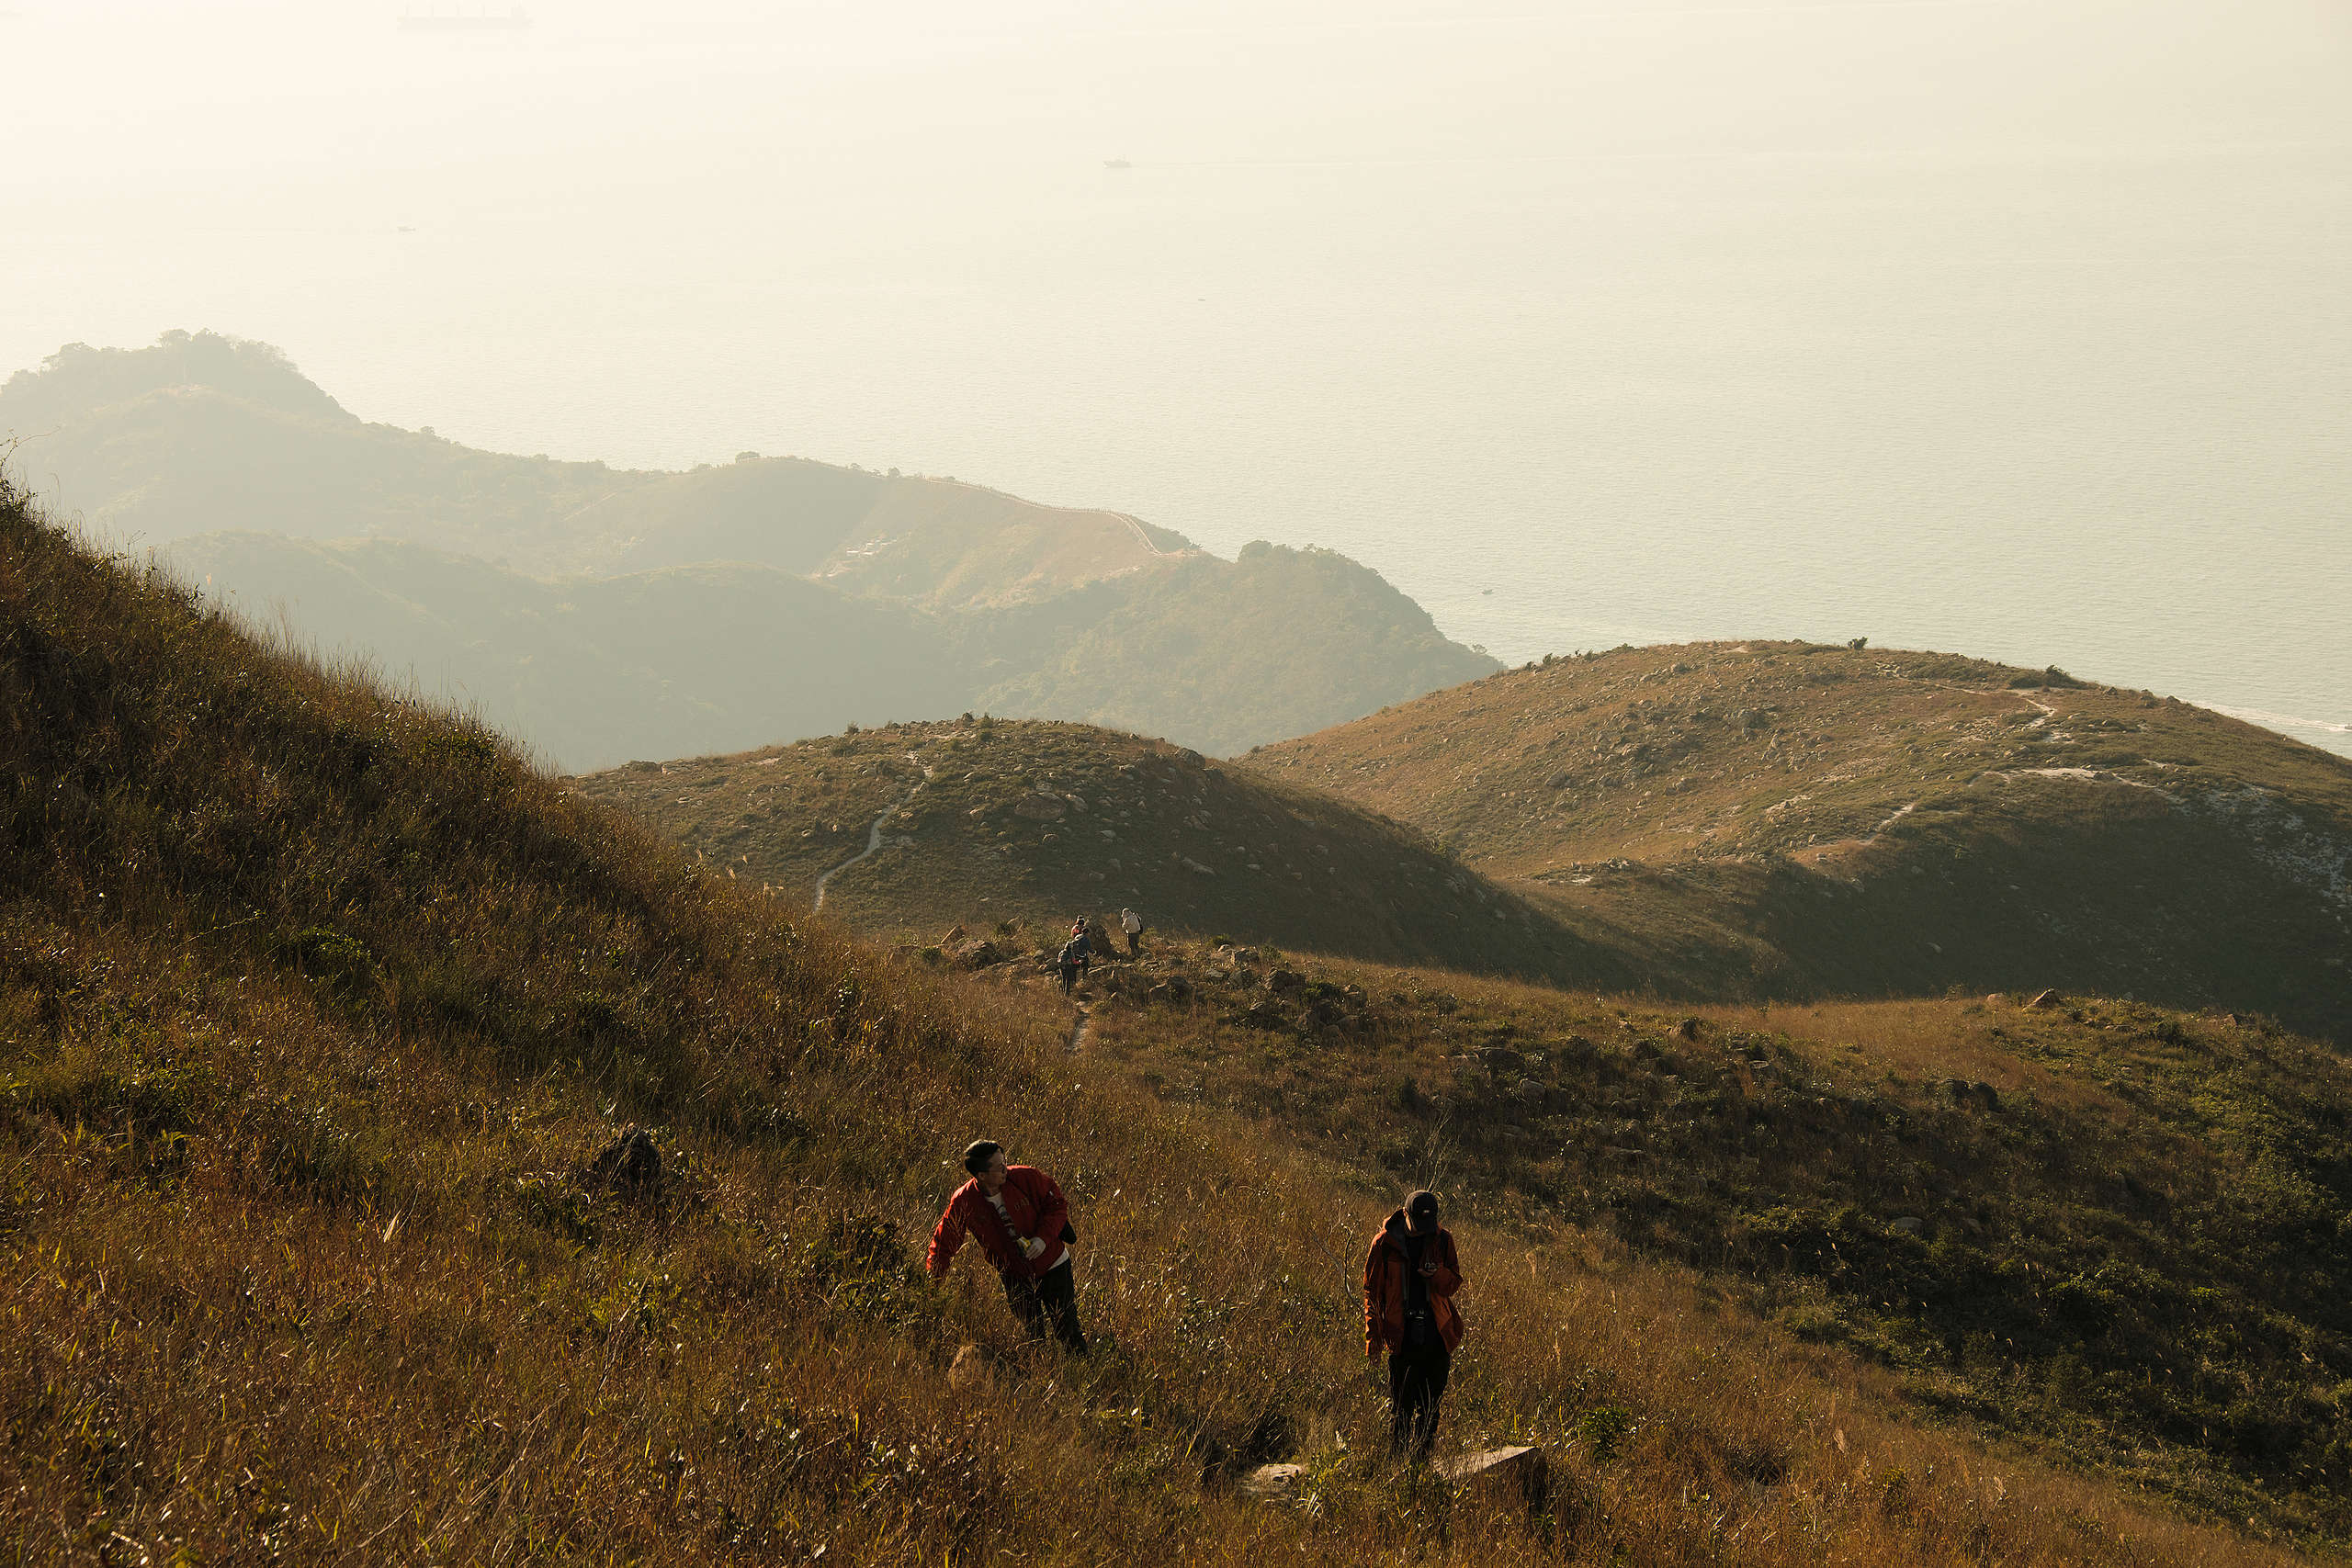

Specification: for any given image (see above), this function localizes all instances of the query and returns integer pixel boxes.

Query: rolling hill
[1081,937,2352,1542]
[6,456,2308,1564]
[568,717,1632,987]
[1244,642,2352,1040]
[8,331,1497,767]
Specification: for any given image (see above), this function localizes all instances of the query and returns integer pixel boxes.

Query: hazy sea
[3,0,2346,754]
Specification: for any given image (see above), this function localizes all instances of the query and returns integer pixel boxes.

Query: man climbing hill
[1057,920,1091,995]
[1363,1189,1463,1461]
[1120,907,1145,958]
[927,1139,1088,1353]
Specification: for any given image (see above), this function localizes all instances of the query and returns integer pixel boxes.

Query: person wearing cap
[1119,907,1145,958]
[1363,1189,1464,1461]
[927,1139,1088,1353]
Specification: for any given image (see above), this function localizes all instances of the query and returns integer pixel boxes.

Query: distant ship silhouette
[399,6,531,32]
[1103,159,1133,171]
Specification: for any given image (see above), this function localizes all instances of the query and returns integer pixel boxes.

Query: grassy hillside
[162,531,969,770]
[15,333,1497,766]
[1246,642,2352,1039]
[598,463,1194,611]
[973,541,1498,758]
[0,478,2320,1567]
[5,333,1183,598]
[3,338,648,570]
[1085,939,2352,1543]
[569,717,1623,987]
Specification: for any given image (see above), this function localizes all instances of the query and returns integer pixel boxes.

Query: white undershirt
[986,1188,1068,1272]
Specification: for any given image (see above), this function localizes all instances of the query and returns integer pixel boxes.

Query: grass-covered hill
[1081,937,2352,1543]
[1245,642,2352,1040]
[10,332,1496,767]
[0,477,2320,1567]
[162,532,971,770]
[0,332,1179,593]
[569,717,1628,987]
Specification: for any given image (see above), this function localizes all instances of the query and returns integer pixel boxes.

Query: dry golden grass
[1081,938,2352,1549]
[0,481,2333,1564]
[1241,641,2352,1041]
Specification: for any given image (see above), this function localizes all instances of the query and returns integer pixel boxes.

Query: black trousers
[1003,1261,1088,1353]
[1388,1341,1451,1459]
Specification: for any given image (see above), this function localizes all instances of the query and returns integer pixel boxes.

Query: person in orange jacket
[1363,1189,1463,1461]
[927,1139,1088,1353]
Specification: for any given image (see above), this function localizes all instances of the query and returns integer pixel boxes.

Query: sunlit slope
[5,333,1186,599]
[597,462,1196,610]
[0,481,2315,1565]
[1084,937,2352,1542]
[1246,643,2352,1036]
[571,717,1630,987]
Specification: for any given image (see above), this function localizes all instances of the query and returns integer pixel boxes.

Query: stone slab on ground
[1433,1445,1548,1511]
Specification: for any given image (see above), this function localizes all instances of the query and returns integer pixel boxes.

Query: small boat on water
[1103,159,1133,171]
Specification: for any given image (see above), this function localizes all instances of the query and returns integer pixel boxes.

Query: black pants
[1125,932,1141,957]
[1003,1261,1088,1353]
[1388,1341,1451,1459]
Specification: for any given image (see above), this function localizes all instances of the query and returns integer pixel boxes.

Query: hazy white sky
[4,0,2347,741]
[10,2,2346,206]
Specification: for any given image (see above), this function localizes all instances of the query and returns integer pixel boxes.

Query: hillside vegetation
[4,479,2312,1565]
[1081,938,2352,1541]
[10,332,1496,766]
[1247,642,2352,1039]
[570,718,1625,987]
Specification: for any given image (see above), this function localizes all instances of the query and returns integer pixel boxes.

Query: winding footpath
[810,755,932,913]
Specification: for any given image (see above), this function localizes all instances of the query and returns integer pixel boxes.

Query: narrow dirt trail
[1065,1006,1091,1055]
[811,754,931,913]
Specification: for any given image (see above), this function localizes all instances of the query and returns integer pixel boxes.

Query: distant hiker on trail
[1363,1189,1464,1462]
[1057,921,1091,996]
[927,1140,1088,1353]
[1120,907,1145,958]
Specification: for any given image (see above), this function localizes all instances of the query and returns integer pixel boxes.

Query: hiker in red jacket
[1363,1189,1463,1461]
[927,1139,1088,1353]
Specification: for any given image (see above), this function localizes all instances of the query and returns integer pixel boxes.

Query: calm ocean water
[4,0,2346,754]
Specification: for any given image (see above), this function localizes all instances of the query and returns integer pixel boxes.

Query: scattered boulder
[1890,1215,1924,1235]
[1675,1017,1701,1042]
[1013,794,1068,821]
[584,1125,662,1197]
[1241,998,1289,1031]
[946,1342,986,1392]
[1971,1081,2001,1111]
[1238,1463,1308,1499]
[1479,1046,1524,1074]
[2026,988,2061,1010]
[941,923,967,946]
[1265,968,1306,994]
[951,939,1007,970]
[1433,1445,1549,1513]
